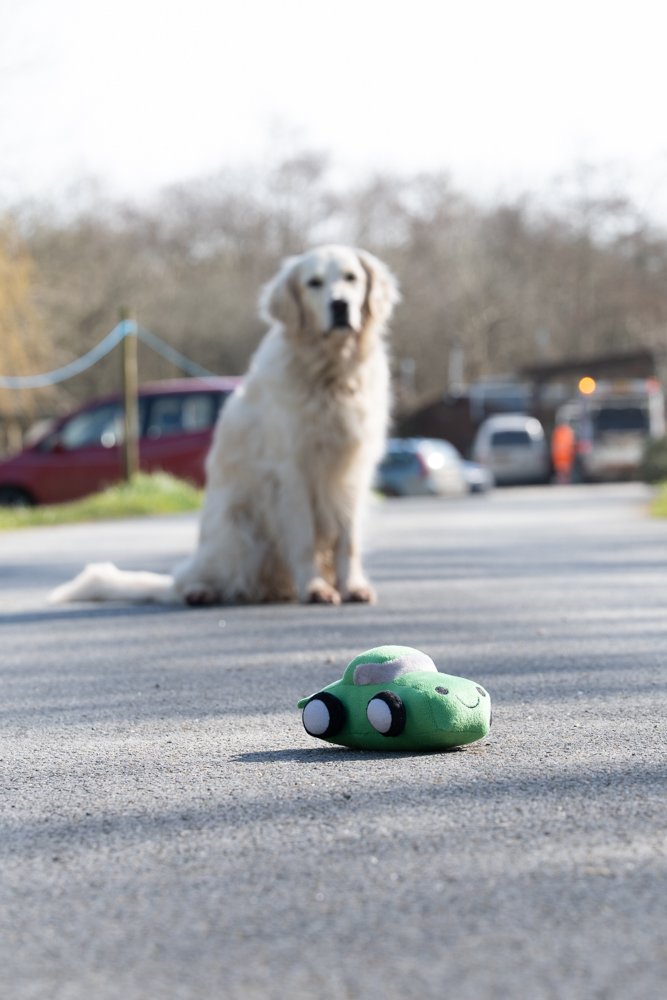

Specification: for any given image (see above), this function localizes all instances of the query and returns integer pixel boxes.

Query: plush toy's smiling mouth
[454,694,480,709]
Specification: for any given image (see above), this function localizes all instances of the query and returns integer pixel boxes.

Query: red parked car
[0,377,241,506]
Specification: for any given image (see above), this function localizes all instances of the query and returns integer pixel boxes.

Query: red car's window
[38,399,150,452]
[145,393,219,439]
[60,403,123,450]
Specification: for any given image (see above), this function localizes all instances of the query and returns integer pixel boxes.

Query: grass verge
[0,473,203,531]
[650,482,667,518]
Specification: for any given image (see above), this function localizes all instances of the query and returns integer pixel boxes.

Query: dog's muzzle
[330,298,351,329]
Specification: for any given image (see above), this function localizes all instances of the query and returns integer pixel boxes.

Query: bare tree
[0,219,55,450]
[4,155,667,442]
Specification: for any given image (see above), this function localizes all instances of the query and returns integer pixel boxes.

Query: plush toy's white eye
[302,693,346,738]
[367,697,392,733]
[303,699,330,735]
[366,692,406,737]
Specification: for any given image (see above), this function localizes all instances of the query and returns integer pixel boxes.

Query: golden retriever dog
[51,245,399,606]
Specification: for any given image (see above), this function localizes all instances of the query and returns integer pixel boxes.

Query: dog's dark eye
[307,276,324,288]
[344,273,357,282]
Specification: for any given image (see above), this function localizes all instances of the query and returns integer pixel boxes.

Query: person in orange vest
[551,422,576,484]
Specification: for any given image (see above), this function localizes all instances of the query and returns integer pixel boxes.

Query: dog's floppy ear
[357,249,400,331]
[259,254,304,331]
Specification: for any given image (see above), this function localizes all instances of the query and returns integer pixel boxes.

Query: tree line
[2,154,667,450]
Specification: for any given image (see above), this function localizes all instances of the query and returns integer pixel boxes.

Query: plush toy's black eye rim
[366,691,406,737]
[302,692,346,738]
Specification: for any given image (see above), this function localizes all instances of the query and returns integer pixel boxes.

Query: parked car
[0,377,241,506]
[375,438,489,497]
[471,414,550,486]
[556,379,665,482]
[461,459,495,494]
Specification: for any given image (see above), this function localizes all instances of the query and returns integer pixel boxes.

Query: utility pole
[119,308,139,482]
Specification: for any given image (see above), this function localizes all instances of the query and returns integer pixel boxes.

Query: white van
[472,414,550,486]
[558,379,665,481]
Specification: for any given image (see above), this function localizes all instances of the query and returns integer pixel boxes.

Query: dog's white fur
[50,245,399,606]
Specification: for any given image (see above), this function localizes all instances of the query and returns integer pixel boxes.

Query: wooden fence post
[119,309,139,482]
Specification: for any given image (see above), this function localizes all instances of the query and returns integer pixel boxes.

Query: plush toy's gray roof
[352,648,437,686]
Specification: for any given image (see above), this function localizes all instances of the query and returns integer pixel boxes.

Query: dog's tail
[49,562,179,604]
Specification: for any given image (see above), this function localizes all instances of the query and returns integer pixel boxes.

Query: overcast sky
[2,0,666,218]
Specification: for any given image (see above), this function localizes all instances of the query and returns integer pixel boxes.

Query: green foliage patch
[641,435,667,485]
[650,482,667,518]
[0,473,202,531]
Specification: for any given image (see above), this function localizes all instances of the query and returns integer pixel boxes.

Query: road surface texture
[1,483,666,1000]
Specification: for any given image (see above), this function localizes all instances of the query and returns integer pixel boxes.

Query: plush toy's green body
[298,645,491,751]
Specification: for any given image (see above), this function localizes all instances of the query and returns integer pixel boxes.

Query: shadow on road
[231,745,467,764]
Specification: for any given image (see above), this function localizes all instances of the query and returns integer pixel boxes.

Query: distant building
[395,348,663,456]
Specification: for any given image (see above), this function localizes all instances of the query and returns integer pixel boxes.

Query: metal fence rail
[0,321,217,389]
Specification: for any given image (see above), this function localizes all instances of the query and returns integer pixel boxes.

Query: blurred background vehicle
[555,378,665,482]
[375,437,491,497]
[461,458,495,494]
[0,378,240,506]
[471,414,550,486]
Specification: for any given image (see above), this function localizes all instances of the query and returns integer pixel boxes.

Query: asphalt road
[1,483,666,1000]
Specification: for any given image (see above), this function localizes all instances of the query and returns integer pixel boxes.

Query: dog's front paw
[342,583,377,604]
[305,578,342,605]
[183,583,220,606]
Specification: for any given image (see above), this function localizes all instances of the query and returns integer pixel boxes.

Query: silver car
[472,414,550,485]
[375,438,470,497]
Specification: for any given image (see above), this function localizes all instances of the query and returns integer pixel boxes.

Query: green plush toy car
[298,645,492,751]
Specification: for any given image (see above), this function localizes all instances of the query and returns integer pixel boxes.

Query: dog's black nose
[331,299,350,327]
